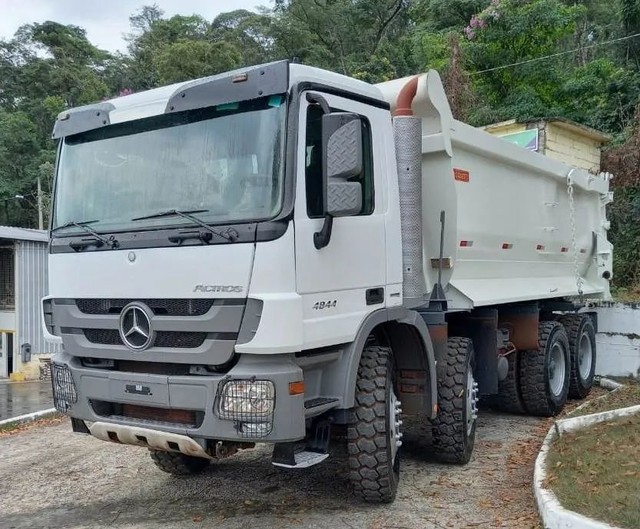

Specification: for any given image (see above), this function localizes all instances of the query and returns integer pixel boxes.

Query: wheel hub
[466,369,479,435]
[389,388,402,463]
[578,333,593,381]
[548,342,566,397]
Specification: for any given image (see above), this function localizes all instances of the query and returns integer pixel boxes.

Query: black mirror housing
[321,112,364,217]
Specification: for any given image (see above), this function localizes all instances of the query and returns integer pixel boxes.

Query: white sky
[0,0,269,53]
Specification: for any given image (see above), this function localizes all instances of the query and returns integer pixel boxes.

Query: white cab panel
[49,244,254,299]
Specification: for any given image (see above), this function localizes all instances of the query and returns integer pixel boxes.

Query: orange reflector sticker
[460,240,473,247]
[561,247,569,253]
[536,244,545,251]
[502,243,513,249]
[453,168,470,182]
[289,381,305,395]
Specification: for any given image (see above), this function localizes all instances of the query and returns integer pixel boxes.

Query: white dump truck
[45,60,612,503]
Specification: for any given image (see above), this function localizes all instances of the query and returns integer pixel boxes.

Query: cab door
[294,92,388,350]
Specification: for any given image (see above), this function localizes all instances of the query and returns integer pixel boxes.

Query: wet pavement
[0,380,54,421]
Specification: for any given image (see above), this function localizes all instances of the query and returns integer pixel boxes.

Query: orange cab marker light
[289,381,305,396]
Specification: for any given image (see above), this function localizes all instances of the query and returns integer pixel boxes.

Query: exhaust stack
[393,76,426,308]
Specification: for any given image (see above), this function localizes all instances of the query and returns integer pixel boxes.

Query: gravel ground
[0,407,545,529]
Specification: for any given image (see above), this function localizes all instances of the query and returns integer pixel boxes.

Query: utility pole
[37,176,44,230]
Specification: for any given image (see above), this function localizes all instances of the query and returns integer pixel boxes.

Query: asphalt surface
[0,407,545,529]
[0,380,53,421]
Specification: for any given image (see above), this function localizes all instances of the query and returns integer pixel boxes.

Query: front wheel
[431,337,478,464]
[149,450,210,475]
[348,346,401,503]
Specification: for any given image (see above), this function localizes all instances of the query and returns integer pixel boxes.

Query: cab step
[272,420,331,469]
[272,450,330,469]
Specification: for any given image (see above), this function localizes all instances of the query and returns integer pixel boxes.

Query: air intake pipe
[393,76,427,307]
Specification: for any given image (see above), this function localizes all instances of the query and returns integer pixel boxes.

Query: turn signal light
[289,381,305,396]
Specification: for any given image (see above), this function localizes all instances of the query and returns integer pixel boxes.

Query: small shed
[481,118,610,173]
[0,226,60,380]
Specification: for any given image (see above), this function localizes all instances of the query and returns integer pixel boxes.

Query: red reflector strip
[536,244,545,251]
[502,243,513,249]
[460,240,473,247]
[561,247,569,253]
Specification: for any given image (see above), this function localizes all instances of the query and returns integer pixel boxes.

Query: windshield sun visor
[52,102,116,140]
[165,60,289,115]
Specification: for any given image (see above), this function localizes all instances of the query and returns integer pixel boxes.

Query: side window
[305,103,374,218]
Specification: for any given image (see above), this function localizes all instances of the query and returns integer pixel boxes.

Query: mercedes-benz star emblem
[119,303,154,351]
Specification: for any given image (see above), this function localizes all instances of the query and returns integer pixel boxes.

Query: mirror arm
[308,91,333,249]
[313,215,333,250]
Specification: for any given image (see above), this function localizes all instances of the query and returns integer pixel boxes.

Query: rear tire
[557,314,596,399]
[431,337,478,464]
[348,346,401,503]
[149,450,210,475]
[519,321,570,417]
[493,350,526,414]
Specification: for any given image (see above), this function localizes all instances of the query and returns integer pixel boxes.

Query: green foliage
[0,0,637,290]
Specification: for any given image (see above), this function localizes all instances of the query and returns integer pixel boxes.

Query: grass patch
[546,414,640,529]
[568,381,640,418]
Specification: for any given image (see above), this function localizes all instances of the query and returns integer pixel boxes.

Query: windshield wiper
[132,209,237,242]
[52,220,119,250]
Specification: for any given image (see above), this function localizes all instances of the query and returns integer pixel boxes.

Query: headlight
[218,380,275,422]
[50,363,77,413]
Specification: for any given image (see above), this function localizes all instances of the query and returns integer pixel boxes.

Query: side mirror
[322,113,363,217]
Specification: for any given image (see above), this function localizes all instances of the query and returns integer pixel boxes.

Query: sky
[0,0,267,53]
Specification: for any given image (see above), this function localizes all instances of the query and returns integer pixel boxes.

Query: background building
[0,227,60,380]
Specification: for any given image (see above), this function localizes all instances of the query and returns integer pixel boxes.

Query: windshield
[53,95,286,234]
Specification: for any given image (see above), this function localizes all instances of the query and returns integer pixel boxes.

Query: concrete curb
[534,397,640,529]
[0,408,58,429]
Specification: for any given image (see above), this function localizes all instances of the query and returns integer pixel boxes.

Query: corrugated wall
[15,241,61,355]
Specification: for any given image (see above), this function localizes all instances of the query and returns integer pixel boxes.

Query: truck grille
[84,329,208,349]
[76,298,218,316]
[90,400,204,428]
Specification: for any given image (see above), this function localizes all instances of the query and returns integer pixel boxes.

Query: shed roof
[0,226,48,243]
[481,118,611,144]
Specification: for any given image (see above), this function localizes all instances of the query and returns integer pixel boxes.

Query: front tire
[149,450,210,475]
[348,346,401,503]
[519,321,570,417]
[431,337,478,464]
[557,314,596,399]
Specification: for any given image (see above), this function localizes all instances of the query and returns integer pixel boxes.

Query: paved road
[0,408,545,529]
[0,381,53,421]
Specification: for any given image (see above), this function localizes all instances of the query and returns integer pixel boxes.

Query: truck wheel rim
[466,369,479,436]
[578,333,593,381]
[548,342,566,397]
[389,388,402,463]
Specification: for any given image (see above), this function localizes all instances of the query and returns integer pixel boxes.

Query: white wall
[594,303,640,378]
[0,310,16,332]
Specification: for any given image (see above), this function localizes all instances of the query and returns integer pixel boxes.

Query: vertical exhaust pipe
[393,77,427,307]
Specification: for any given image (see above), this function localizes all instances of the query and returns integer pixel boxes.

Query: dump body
[377,72,613,310]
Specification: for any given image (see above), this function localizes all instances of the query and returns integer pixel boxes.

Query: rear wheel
[348,346,401,503]
[557,314,596,399]
[493,350,526,414]
[431,337,478,464]
[149,450,210,475]
[519,321,570,417]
